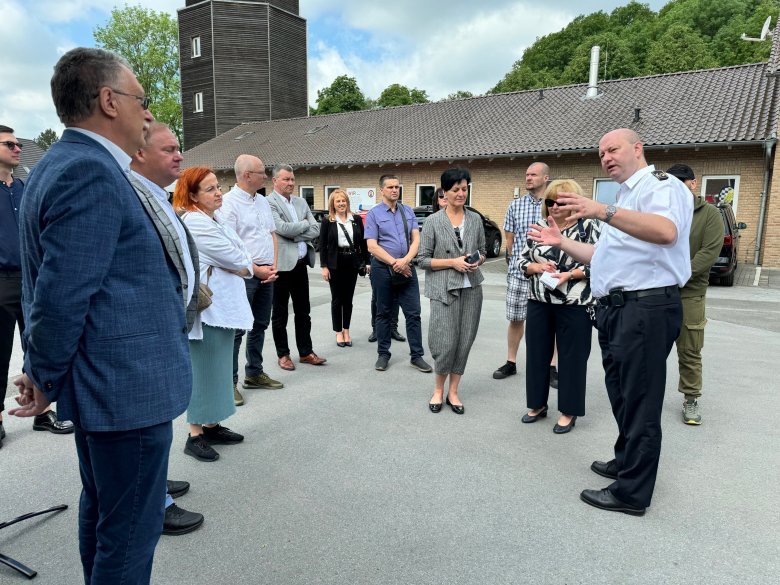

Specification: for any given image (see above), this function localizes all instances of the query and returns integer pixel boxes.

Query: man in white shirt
[529,128,692,516]
[218,155,283,404]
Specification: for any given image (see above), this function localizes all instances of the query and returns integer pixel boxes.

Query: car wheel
[487,232,501,258]
[721,270,735,287]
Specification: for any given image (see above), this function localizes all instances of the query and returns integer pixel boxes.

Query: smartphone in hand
[465,251,481,264]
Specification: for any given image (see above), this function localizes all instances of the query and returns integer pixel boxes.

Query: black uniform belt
[597,285,678,307]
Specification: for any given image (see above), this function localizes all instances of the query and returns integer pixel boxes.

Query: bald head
[525,162,550,197]
[598,128,646,184]
[234,154,266,194]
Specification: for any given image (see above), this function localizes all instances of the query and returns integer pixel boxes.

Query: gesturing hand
[528,216,562,247]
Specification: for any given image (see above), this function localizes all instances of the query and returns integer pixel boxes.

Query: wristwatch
[604,204,617,224]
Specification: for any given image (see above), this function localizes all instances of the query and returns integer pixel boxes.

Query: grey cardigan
[417,209,486,304]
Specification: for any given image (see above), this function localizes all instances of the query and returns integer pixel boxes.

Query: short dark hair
[440,167,471,191]
[379,174,399,188]
[51,47,129,125]
[0,125,14,134]
[666,163,695,182]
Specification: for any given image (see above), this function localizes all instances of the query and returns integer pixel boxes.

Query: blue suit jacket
[19,129,191,431]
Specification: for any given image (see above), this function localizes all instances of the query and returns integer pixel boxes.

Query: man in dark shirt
[0,124,73,448]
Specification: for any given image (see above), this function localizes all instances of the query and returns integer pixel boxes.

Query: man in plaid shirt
[493,162,549,380]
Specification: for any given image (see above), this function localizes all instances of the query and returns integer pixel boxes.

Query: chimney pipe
[586,46,600,98]
[634,108,641,122]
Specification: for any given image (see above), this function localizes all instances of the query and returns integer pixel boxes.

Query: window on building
[300,186,315,208]
[417,184,436,206]
[325,185,340,206]
[593,179,620,205]
[702,175,740,212]
[194,92,203,113]
[398,184,404,203]
[191,36,201,58]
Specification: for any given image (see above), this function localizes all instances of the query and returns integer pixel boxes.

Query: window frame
[593,178,620,206]
[701,175,740,213]
[194,92,203,113]
[299,185,315,208]
[191,36,201,58]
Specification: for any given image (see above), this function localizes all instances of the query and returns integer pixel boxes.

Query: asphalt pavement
[1,261,778,584]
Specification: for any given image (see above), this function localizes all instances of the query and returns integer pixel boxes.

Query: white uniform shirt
[590,165,692,298]
[217,186,276,265]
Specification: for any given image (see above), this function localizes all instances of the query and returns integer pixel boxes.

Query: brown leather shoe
[299,352,327,365]
[278,355,296,371]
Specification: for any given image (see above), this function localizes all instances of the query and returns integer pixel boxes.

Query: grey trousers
[429,287,483,375]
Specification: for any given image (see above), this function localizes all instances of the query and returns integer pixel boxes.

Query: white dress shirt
[591,165,692,298]
[217,186,276,265]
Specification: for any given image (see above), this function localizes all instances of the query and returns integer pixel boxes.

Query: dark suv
[412,205,503,257]
[709,204,747,287]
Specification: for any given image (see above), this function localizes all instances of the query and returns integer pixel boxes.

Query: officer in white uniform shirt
[529,128,692,516]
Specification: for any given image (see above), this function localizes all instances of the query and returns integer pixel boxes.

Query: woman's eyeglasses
[545,198,564,208]
[454,227,463,248]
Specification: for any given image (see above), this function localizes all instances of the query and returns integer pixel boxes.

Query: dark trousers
[526,300,592,416]
[596,292,681,508]
[272,261,313,357]
[233,277,273,383]
[370,286,399,331]
[0,273,23,413]
[75,421,171,585]
[371,258,424,359]
[329,261,359,331]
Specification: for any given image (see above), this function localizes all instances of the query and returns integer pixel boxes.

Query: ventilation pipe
[586,46,600,98]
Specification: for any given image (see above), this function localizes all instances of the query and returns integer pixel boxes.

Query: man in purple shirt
[364,175,431,373]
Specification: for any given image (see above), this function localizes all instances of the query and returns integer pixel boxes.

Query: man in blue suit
[9,48,191,584]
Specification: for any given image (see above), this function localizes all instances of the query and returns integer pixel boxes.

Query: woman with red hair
[174,167,254,462]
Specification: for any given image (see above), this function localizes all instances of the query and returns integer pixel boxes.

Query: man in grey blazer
[266,164,327,370]
[10,48,192,583]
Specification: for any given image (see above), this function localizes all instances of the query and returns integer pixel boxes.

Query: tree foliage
[34,129,59,150]
[94,5,182,143]
[312,75,367,115]
[490,0,778,94]
[443,90,476,101]
[376,84,430,107]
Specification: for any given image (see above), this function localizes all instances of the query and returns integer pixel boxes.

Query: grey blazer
[267,191,320,271]
[417,209,486,304]
[128,174,201,331]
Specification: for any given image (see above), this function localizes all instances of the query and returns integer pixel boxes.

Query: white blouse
[181,210,254,340]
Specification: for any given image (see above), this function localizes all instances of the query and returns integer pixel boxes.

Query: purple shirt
[364,202,419,259]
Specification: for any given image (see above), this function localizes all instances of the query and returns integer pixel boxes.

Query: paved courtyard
[2,261,778,584]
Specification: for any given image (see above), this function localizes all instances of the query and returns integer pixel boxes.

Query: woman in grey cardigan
[417,168,485,414]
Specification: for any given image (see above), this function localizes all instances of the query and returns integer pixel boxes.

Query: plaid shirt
[503,193,542,278]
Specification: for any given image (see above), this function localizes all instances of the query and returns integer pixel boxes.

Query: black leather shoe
[521,405,548,423]
[580,488,645,516]
[162,503,204,535]
[32,411,75,434]
[391,329,406,342]
[166,480,190,499]
[553,415,577,434]
[368,331,377,342]
[429,401,442,413]
[446,396,464,415]
[591,459,619,480]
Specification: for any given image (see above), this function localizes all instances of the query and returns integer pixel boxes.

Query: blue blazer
[19,129,192,431]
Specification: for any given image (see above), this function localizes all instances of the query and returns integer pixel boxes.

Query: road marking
[753,266,762,287]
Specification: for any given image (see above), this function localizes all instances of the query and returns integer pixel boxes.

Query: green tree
[94,5,182,143]
[645,23,717,73]
[312,75,367,115]
[34,128,59,150]
[443,90,475,101]
[376,84,430,107]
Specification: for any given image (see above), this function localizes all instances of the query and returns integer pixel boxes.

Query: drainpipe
[754,135,776,265]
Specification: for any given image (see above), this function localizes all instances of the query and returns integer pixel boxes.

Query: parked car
[709,203,747,287]
[412,205,503,258]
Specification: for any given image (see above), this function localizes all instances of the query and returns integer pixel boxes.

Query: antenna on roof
[741,16,772,42]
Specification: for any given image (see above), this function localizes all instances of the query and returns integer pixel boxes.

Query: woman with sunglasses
[517,179,600,433]
[431,187,447,212]
[417,168,485,414]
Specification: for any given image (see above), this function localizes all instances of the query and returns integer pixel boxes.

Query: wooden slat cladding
[179,3,216,150]
[212,2,272,136]
[268,7,308,120]
[269,0,299,14]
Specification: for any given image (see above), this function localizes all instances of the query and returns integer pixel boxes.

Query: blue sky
[7,0,673,140]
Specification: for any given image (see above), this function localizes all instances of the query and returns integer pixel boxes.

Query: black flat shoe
[521,405,548,423]
[429,402,442,413]
[553,415,577,434]
[580,488,645,516]
[446,396,464,415]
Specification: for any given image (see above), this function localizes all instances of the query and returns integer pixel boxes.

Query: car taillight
[723,235,733,246]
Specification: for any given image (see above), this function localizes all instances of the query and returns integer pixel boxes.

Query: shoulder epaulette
[651,170,668,181]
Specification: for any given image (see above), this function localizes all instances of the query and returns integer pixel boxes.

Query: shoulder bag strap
[398,203,411,254]
[337,221,356,250]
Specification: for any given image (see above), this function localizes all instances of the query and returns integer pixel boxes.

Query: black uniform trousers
[0,273,24,413]
[596,290,681,508]
[271,260,313,358]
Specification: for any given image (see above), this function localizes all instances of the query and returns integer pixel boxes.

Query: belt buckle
[608,288,625,308]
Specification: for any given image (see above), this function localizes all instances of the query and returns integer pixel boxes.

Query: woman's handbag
[196,266,214,312]
[338,222,367,276]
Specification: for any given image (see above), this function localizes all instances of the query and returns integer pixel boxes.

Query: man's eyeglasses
[454,226,463,248]
[1,141,23,151]
[545,198,564,208]
[107,88,151,110]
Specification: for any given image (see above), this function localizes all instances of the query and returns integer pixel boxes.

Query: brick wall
[214,144,774,266]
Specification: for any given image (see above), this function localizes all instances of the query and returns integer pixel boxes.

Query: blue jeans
[75,421,171,585]
[233,277,274,382]
[371,257,424,360]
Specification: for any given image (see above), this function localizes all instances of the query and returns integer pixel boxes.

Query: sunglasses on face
[1,141,23,151]
[545,198,564,208]
[454,226,463,248]
[438,194,446,199]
